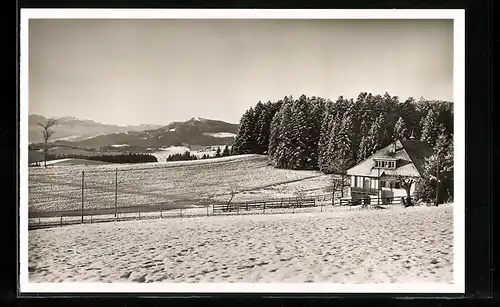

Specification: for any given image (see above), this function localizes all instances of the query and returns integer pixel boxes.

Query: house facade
[346,139,433,203]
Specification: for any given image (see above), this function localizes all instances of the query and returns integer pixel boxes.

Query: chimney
[409,129,416,140]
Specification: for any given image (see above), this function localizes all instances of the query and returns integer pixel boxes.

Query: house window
[389,181,401,189]
[380,180,386,188]
[375,159,397,169]
[353,176,357,187]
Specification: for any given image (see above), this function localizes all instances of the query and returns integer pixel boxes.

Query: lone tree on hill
[226,184,239,210]
[37,117,57,168]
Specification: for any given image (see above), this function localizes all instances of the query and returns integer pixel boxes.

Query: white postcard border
[19,8,465,294]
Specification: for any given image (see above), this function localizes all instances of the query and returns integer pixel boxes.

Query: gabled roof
[399,140,434,175]
[347,140,433,178]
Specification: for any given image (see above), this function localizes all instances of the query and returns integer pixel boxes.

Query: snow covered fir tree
[232,93,454,205]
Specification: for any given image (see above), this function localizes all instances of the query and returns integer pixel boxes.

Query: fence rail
[28,194,336,230]
[339,196,404,207]
[28,194,410,230]
[212,197,316,213]
[28,207,204,230]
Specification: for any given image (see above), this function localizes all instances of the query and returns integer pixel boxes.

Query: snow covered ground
[40,159,73,166]
[202,132,237,138]
[28,155,321,213]
[28,203,453,283]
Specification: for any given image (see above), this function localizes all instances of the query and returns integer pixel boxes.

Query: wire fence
[28,163,347,230]
[28,196,348,230]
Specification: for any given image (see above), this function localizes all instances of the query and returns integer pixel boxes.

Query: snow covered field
[28,203,453,283]
[28,155,325,213]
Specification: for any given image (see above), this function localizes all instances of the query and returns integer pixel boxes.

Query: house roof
[347,140,433,178]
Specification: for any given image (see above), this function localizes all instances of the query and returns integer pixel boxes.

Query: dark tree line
[232,93,454,202]
[233,93,453,172]
[166,151,199,162]
[166,145,232,162]
[231,100,283,155]
[47,153,158,164]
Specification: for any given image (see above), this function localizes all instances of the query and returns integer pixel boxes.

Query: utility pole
[81,170,85,223]
[114,167,118,217]
[435,156,440,207]
[377,167,381,207]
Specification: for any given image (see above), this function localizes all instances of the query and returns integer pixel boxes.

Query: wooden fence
[28,207,207,230]
[212,197,316,213]
[28,194,338,230]
[339,196,404,207]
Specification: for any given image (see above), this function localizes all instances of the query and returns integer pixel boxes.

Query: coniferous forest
[231,93,454,202]
[45,153,158,164]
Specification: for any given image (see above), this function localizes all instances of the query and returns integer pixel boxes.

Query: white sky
[29,19,453,125]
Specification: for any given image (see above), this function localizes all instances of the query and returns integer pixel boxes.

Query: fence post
[321,202,323,212]
[90,215,93,223]
[81,170,85,224]
[60,215,63,227]
[206,206,209,217]
[160,209,163,219]
[114,167,118,217]
[180,208,182,217]
[38,217,40,226]
[138,211,141,220]
[263,203,266,214]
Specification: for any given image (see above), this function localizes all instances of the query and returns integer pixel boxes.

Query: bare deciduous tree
[324,174,350,206]
[37,118,57,168]
[226,185,239,209]
[396,175,415,207]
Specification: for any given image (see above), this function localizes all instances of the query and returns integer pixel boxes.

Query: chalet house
[346,138,433,204]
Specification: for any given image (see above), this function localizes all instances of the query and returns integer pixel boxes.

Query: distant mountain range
[29,115,238,149]
[29,115,164,144]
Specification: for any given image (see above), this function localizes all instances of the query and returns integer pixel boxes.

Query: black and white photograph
[20,9,465,293]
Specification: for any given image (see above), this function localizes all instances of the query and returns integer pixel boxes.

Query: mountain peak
[189,116,206,122]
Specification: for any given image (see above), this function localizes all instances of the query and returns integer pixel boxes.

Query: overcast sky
[28,19,453,126]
